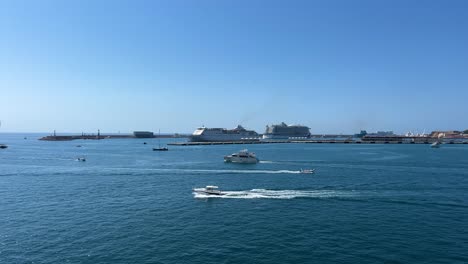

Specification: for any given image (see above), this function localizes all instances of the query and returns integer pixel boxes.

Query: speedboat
[431,141,442,148]
[193,186,225,195]
[300,169,315,174]
[224,149,259,164]
[76,157,86,162]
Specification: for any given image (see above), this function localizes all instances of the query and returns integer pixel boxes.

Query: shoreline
[38,134,190,141]
[168,140,468,146]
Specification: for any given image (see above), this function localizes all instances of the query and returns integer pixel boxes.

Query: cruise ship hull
[190,125,259,142]
[262,122,311,140]
[190,135,260,142]
[262,135,310,140]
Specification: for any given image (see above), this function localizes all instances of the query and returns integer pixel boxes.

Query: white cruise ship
[190,125,259,142]
[262,122,311,140]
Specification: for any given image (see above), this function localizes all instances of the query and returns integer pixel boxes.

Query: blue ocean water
[1,133,467,263]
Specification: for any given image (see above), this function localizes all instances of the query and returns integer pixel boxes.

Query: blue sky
[1,0,467,134]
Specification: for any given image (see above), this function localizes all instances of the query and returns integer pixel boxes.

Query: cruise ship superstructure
[263,122,311,140]
[190,125,259,142]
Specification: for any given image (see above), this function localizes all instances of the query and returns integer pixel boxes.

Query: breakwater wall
[39,134,189,141]
[169,139,468,146]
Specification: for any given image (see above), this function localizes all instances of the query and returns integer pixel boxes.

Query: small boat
[224,149,259,164]
[153,147,169,151]
[76,157,86,162]
[143,142,147,145]
[431,141,442,148]
[300,169,315,174]
[193,186,225,196]
[0,144,7,149]
[153,129,168,151]
[76,145,82,148]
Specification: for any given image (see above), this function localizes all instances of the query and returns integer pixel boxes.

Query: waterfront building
[133,131,154,138]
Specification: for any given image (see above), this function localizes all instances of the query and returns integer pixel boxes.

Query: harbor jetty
[39,131,189,141]
[168,139,468,146]
[169,132,468,146]
[38,127,468,145]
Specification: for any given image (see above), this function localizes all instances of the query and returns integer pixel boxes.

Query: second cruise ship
[263,122,311,140]
[190,125,260,142]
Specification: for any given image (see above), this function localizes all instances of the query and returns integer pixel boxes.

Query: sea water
[1,134,467,263]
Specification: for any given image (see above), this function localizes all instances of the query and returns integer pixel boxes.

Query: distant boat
[76,157,86,162]
[224,149,259,164]
[153,147,169,151]
[153,129,169,151]
[0,121,7,148]
[300,169,315,174]
[431,141,442,148]
[193,186,225,196]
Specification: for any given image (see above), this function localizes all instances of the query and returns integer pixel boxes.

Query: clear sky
[1,0,467,134]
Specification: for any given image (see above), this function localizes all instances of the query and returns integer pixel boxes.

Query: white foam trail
[102,168,302,174]
[259,160,275,164]
[183,169,301,174]
[177,169,301,174]
[194,189,357,199]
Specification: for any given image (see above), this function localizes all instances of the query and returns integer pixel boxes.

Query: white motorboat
[193,186,225,195]
[224,149,259,164]
[300,169,315,174]
[431,141,442,148]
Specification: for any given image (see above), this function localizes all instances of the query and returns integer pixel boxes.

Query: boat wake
[196,169,302,174]
[194,189,357,199]
[13,167,307,176]
[140,168,303,174]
